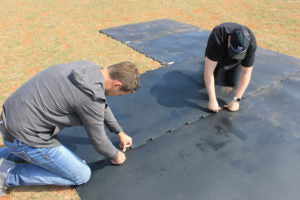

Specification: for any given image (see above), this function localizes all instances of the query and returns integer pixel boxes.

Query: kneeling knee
[73,165,91,185]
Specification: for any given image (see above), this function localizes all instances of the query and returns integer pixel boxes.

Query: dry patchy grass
[0,0,299,199]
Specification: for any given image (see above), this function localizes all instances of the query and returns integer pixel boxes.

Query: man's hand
[224,100,240,112]
[208,100,221,112]
[118,132,133,152]
[111,151,126,165]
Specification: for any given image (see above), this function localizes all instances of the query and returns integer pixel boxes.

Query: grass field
[0,0,299,199]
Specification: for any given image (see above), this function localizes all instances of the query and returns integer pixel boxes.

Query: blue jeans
[0,131,91,186]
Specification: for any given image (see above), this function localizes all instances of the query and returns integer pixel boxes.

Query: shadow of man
[149,70,209,113]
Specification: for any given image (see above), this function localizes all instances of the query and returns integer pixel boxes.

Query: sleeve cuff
[107,147,119,160]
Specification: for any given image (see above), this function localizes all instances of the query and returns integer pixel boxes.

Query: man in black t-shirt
[204,22,257,112]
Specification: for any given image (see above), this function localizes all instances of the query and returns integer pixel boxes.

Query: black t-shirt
[205,22,257,68]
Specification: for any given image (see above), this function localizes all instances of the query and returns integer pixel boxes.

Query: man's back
[3,60,104,146]
[205,22,257,67]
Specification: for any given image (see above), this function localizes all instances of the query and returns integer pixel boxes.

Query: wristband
[233,96,241,102]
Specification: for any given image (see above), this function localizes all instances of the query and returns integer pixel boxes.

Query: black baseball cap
[228,27,250,60]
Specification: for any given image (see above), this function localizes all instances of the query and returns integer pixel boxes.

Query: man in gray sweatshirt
[0,60,140,196]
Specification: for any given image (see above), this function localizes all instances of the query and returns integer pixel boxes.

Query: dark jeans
[214,63,241,87]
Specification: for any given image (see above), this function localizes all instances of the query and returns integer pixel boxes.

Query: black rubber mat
[101,19,208,64]
[100,19,199,48]
[77,73,300,200]
[247,48,300,94]
[128,30,210,64]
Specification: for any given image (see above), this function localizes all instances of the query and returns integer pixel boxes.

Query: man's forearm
[104,106,123,134]
[234,66,253,98]
[85,125,118,160]
[204,72,217,101]
[204,57,218,102]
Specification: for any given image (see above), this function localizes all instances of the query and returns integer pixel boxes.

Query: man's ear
[112,80,123,89]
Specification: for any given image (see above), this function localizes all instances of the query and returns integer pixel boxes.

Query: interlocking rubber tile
[100,19,199,45]
[128,30,210,64]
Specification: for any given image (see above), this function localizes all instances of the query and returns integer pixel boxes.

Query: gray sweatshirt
[2,60,122,159]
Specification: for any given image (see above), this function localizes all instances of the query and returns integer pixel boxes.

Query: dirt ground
[0,0,299,199]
